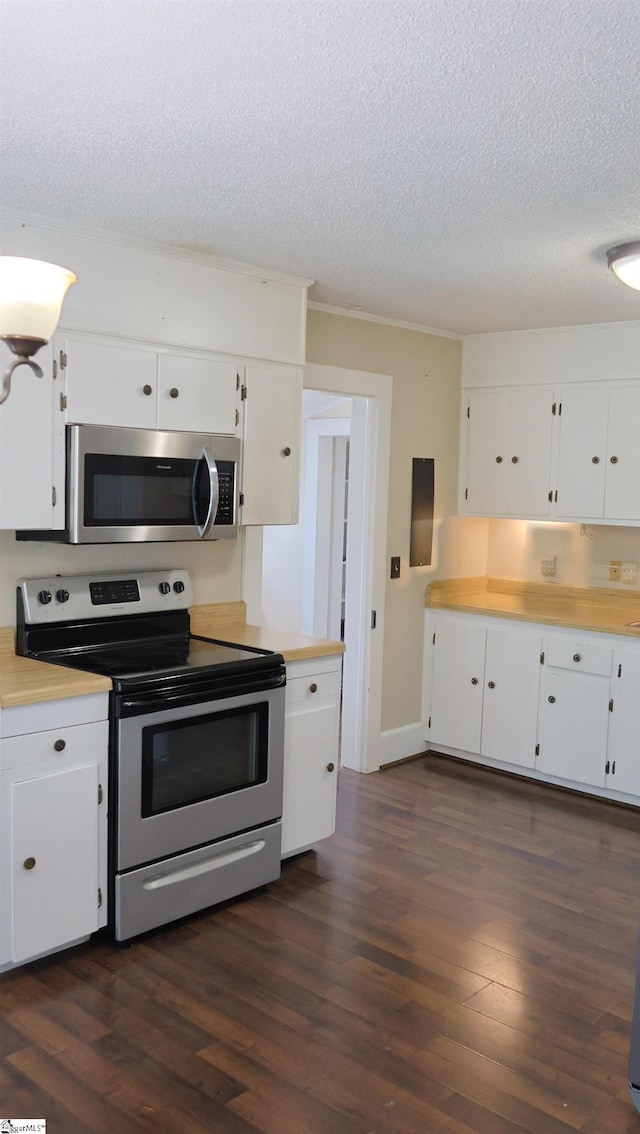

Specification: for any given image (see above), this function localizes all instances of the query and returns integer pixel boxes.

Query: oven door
[115,684,285,871]
[68,424,239,542]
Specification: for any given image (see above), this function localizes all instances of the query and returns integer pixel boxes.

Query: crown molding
[307,300,463,340]
[463,318,640,340]
[0,207,314,289]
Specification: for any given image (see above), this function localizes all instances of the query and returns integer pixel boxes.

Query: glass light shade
[0,256,77,342]
[607,241,640,292]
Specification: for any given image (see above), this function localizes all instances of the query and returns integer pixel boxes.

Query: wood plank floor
[3,753,640,1132]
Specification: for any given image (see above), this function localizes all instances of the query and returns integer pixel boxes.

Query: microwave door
[192,449,219,539]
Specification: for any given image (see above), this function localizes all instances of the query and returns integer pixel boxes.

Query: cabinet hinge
[98,887,103,908]
[552,402,556,415]
[371,610,377,630]
[428,716,431,729]
[236,373,240,390]
[432,632,436,645]
[59,350,67,369]
[554,490,558,503]
[606,760,610,775]
[52,486,57,507]
[465,488,468,500]
[540,651,545,665]
[558,403,562,415]
[612,761,616,775]
[535,743,540,756]
[548,490,552,503]
[609,698,614,712]
[467,405,470,419]
[241,384,247,401]
[98,783,103,805]
[52,359,57,380]
[235,408,239,427]
[239,492,245,507]
[59,391,67,412]
[618,663,622,678]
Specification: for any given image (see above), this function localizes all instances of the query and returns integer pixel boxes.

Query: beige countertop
[426,577,640,638]
[0,628,112,709]
[0,602,344,709]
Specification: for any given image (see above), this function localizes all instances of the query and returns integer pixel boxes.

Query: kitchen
[2,0,640,1130]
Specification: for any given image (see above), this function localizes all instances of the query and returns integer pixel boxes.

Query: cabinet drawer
[1,721,108,773]
[545,640,613,677]
[285,669,342,707]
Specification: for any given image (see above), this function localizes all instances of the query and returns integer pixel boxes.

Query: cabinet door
[157,354,238,434]
[282,698,339,856]
[0,341,64,530]
[63,337,157,429]
[465,390,509,515]
[506,388,553,516]
[604,386,640,521]
[481,628,541,767]
[242,364,302,525]
[539,672,609,787]
[11,763,99,964]
[607,650,640,797]
[556,386,608,518]
[430,620,486,753]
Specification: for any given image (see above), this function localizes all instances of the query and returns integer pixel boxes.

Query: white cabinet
[0,340,65,531]
[0,694,109,970]
[556,383,640,522]
[428,614,540,768]
[463,386,554,518]
[607,649,640,796]
[539,670,610,787]
[60,334,239,434]
[481,628,541,768]
[241,363,303,526]
[282,656,341,857]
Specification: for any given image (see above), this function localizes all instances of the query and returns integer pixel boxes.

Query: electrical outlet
[622,561,638,583]
[540,556,556,577]
[609,559,622,582]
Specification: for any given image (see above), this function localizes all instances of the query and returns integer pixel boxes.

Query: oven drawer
[114,820,281,940]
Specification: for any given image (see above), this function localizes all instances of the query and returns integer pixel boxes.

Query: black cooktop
[37,634,268,681]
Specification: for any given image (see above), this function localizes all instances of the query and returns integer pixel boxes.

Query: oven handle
[117,671,285,716]
[142,839,266,890]
[193,448,219,538]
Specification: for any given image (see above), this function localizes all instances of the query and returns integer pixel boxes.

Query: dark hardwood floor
[3,753,640,1132]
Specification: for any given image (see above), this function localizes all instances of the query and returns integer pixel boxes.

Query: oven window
[84,453,211,527]
[140,703,269,816]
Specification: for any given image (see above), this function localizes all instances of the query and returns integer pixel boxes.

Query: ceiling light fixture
[0,256,77,405]
[606,241,640,291]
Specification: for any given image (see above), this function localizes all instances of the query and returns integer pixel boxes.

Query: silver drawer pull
[309,683,318,693]
[548,695,556,703]
[23,857,36,870]
[54,738,66,752]
[143,840,265,890]
[573,653,582,663]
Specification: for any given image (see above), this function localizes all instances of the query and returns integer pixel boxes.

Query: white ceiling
[1,0,639,335]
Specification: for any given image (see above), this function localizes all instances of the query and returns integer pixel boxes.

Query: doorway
[245,363,392,774]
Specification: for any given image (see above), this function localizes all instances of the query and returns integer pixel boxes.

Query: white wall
[487,519,640,592]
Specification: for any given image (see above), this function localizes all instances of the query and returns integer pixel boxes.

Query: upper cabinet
[60,335,239,435]
[240,363,302,526]
[556,384,640,522]
[463,386,554,518]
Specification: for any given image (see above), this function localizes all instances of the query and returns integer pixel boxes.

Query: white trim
[304,363,392,775]
[0,207,314,289]
[308,300,463,340]
[379,723,427,767]
[464,318,640,342]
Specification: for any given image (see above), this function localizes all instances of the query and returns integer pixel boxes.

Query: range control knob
[55,588,70,604]
[37,590,52,605]
[173,580,185,594]
[159,581,171,595]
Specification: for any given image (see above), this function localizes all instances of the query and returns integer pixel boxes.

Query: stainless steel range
[16,569,285,941]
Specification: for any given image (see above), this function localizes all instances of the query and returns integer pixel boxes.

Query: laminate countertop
[0,604,344,709]
[426,577,640,637]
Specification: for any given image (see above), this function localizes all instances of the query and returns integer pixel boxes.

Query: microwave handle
[194,448,219,538]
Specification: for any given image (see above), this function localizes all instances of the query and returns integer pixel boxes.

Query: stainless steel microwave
[17,424,241,544]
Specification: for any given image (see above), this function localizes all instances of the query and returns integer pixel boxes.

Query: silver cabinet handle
[54,738,66,752]
[281,446,291,457]
[326,762,335,773]
[487,681,495,689]
[170,387,179,399]
[610,455,618,464]
[23,857,36,870]
[143,384,153,396]
[511,456,519,464]
[573,653,582,663]
[309,683,318,693]
[495,456,503,464]
[592,456,600,464]
[548,695,556,703]
[471,677,478,685]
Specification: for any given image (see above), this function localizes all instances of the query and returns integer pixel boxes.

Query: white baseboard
[379,722,427,767]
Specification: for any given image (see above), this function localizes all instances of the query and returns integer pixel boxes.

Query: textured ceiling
[1,0,639,335]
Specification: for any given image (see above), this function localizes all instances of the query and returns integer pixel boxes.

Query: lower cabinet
[282,655,342,857]
[0,695,109,970]
[425,610,640,806]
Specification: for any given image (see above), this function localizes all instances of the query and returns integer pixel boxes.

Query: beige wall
[306,309,488,733]
[488,519,640,591]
